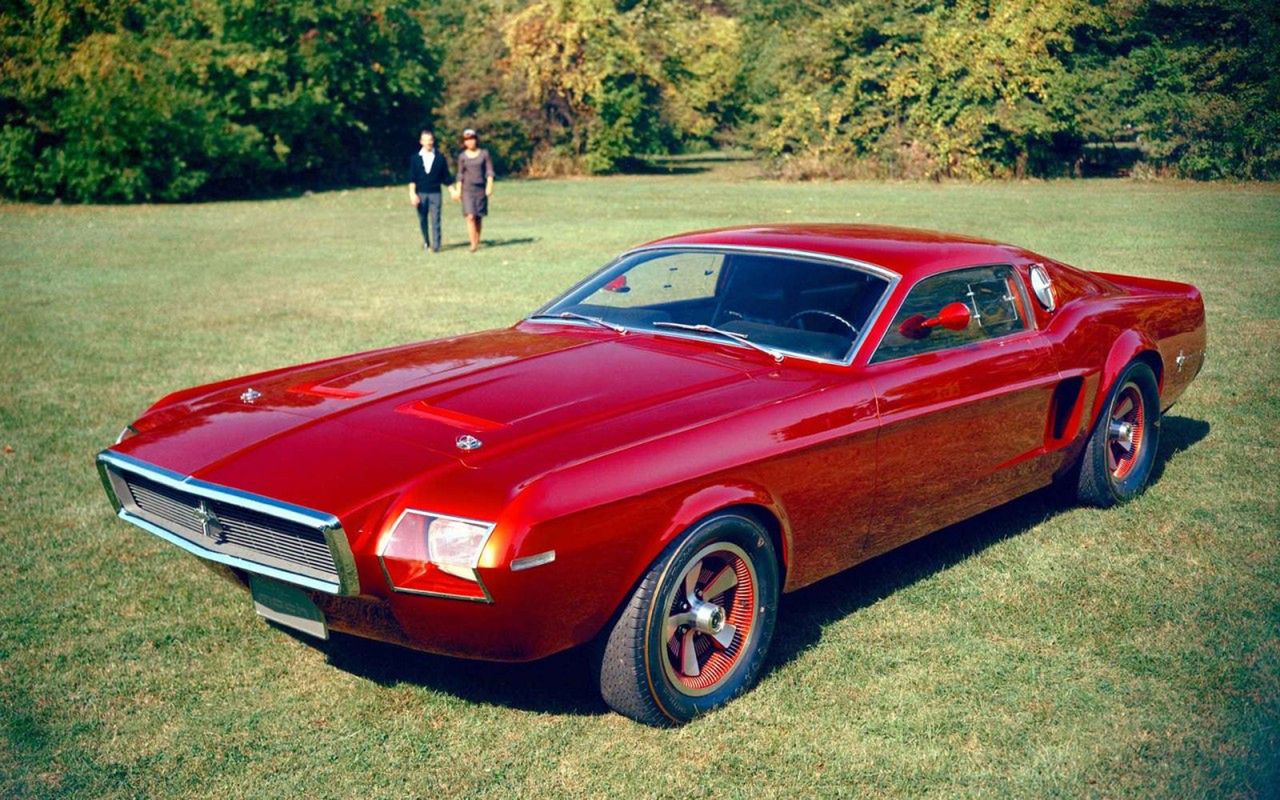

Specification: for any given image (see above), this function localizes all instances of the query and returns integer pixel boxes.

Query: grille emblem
[240,388,262,404]
[456,434,483,451]
[194,500,225,543]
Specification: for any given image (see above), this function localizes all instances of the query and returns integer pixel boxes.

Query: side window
[872,265,1030,363]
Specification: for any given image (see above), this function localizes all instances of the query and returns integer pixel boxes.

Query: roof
[640,224,1042,282]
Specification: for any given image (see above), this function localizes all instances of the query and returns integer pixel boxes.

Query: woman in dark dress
[452,128,495,253]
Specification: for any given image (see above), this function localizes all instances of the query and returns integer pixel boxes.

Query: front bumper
[99,450,624,663]
[206,561,599,662]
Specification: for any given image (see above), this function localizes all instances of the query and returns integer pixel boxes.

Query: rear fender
[1093,330,1162,426]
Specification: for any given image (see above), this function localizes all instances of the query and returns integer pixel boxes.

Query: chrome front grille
[98,451,357,595]
[125,474,338,576]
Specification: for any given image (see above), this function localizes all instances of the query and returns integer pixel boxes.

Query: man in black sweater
[408,129,452,252]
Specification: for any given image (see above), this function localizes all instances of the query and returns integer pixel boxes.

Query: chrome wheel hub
[692,600,726,634]
[1109,419,1135,451]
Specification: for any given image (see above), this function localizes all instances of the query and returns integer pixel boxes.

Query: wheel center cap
[692,601,725,634]
[1110,420,1135,449]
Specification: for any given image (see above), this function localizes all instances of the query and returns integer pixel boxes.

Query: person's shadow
[438,237,536,252]
[308,415,1210,717]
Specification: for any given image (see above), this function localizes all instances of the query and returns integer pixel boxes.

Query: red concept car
[98,225,1206,725]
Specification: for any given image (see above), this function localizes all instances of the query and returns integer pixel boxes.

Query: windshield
[534,248,892,362]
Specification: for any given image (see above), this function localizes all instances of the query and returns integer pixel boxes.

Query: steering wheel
[784,309,857,336]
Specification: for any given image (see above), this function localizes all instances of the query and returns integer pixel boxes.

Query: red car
[98,225,1206,725]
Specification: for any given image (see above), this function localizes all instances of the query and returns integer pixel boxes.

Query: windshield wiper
[651,322,784,362]
[527,311,627,334]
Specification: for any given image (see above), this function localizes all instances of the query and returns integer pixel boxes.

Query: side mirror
[928,301,972,331]
[898,301,971,339]
[603,275,630,293]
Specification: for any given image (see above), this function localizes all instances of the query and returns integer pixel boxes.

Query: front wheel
[596,513,779,726]
[1077,361,1161,507]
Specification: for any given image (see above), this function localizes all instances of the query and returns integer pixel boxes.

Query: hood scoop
[395,400,505,432]
[284,363,383,399]
[287,380,371,400]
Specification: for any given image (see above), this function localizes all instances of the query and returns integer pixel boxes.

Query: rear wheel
[1077,361,1161,507]
[596,513,779,726]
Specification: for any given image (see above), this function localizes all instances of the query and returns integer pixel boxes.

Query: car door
[860,264,1060,559]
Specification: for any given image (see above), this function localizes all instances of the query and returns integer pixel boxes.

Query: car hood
[117,325,797,517]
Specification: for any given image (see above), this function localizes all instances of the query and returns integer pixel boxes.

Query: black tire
[1077,360,1161,507]
[595,513,780,726]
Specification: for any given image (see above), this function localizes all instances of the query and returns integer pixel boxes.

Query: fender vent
[1048,376,1086,442]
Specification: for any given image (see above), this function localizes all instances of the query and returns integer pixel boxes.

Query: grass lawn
[1,168,1278,798]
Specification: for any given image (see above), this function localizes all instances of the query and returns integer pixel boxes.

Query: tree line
[1,0,1275,202]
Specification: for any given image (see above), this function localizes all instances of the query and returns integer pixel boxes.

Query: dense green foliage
[1075,0,1280,180]
[429,0,739,175]
[0,0,440,201]
[0,0,1275,199]
[744,0,1279,179]
[502,0,739,173]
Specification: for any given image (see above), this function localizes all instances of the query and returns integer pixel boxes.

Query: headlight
[377,510,495,602]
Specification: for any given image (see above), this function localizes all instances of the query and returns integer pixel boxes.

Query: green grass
[1,170,1278,798]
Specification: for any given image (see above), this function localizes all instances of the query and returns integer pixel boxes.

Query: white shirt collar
[419,147,435,170]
